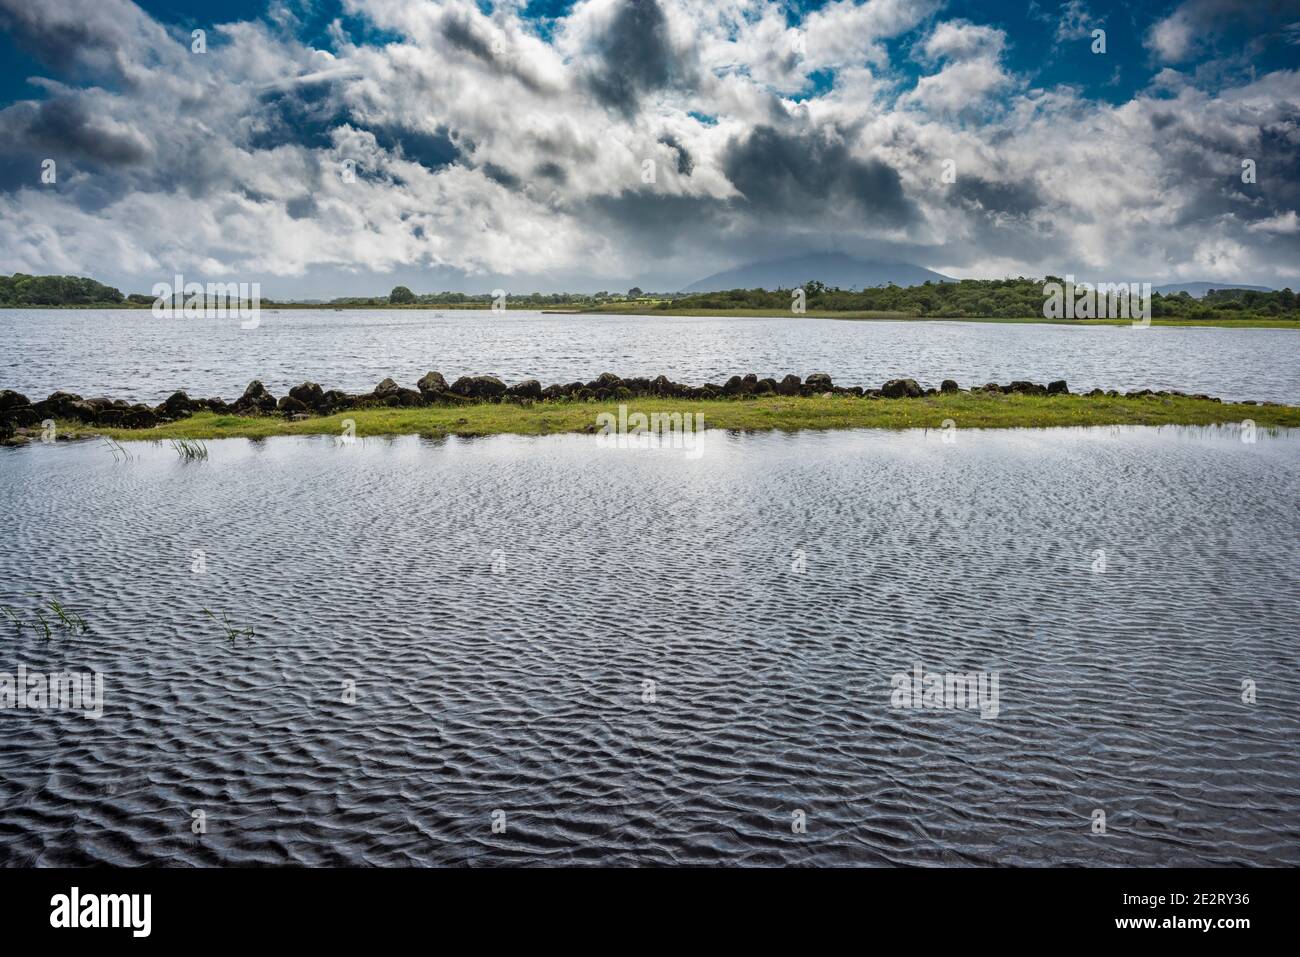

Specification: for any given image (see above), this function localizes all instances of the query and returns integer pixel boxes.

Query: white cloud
[0,0,1296,293]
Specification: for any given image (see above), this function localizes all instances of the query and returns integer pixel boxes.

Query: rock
[881,378,923,399]
[385,388,425,407]
[1007,381,1047,396]
[507,379,542,399]
[319,390,351,411]
[416,371,448,394]
[0,390,31,412]
[940,379,960,394]
[374,377,401,396]
[278,395,310,416]
[723,375,745,395]
[777,374,802,396]
[755,377,777,395]
[289,381,325,409]
[160,390,197,416]
[234,380,277,414]
[33,391,85,418]
[1047,380,1069,395]
[95,407,156,428]
[805,373,833,392]
[449,375,508,399]
[594,372,622,388]
[1,404,41,427]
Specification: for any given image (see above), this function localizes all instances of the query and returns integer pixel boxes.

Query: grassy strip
[569,305,1300,328]
[48,393,1300,442]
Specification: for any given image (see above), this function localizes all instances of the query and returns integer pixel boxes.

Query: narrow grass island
[4,373,1295,445]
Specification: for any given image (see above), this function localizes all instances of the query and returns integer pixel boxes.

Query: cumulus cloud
[0,0,1295,293]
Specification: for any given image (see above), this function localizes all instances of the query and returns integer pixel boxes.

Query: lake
[2,309,1296,404]
[1,425,1296,865]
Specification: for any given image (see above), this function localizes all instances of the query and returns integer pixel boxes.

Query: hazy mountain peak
[682,254,951,293]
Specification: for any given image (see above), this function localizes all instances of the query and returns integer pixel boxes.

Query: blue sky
[0,0,1297,295]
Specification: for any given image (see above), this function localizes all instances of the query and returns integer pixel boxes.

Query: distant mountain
[1154,281,1274,298]
[682,253,951,293]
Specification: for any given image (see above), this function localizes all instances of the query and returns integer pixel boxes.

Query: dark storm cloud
[586,0,687,115]
[1152,111,1300,228]
[534,161,567,183]
[481,162,521,189]
[659,134,694,175]
[286,195,318,219]
[0,0,170,86]
[722,125,916,225]
[950,175,1042,216]
[441,13,494,61]
[2,97,149,168]
[585,190,734,258]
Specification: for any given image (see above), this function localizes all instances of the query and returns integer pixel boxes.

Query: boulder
[374,377,402,396]
[881,378,923,399]
[234,380,277,414]
[507,379,542,399]
[940,379,960,394]
[723,375,745,395]
[416,371,448,394]
[449,375,507,399]
[805,373,833,392]
[383,388,425,407]
[1047,379,1069,395]
[755,377,778,395]
[1,404,41,427]
[278,395,310,416]
[160,390,197,416]
[1007,381,1047,396]
[289,381,325,409]
[33,391,86,418]
[0,390,31,412]
[776,374,802,396]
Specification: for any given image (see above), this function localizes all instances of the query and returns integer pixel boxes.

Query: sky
[0,0,1297,297]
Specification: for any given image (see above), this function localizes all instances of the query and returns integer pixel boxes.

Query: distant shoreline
[1,303,1295,328]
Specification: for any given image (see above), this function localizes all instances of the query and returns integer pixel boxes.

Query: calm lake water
[1,426,1297,866]
[2,308,1297,404]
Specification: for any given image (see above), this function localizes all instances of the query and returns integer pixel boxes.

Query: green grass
[47,392,1300,443]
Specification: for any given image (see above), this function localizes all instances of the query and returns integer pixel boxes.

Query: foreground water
[2,309,1297,404]
[1,426,1296,866]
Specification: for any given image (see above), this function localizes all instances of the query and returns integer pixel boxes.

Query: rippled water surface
[2,308,1297,404]
[1,426,1297,866]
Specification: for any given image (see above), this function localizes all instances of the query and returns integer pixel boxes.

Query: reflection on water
[1,308,1297,404]
[0,426,1297,865]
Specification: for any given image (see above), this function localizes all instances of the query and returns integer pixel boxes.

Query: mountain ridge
[682,253,952,293]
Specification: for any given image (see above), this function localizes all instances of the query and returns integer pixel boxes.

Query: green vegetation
[1,596,88,638]
[202,608,255,642]
[52,392,1300,443]
[0,273,126,307]
[584,278,1300,327]
[169,438,209,461]
[6,272,1298,327]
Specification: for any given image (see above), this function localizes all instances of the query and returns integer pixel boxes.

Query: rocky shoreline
[0,371,1271,443]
